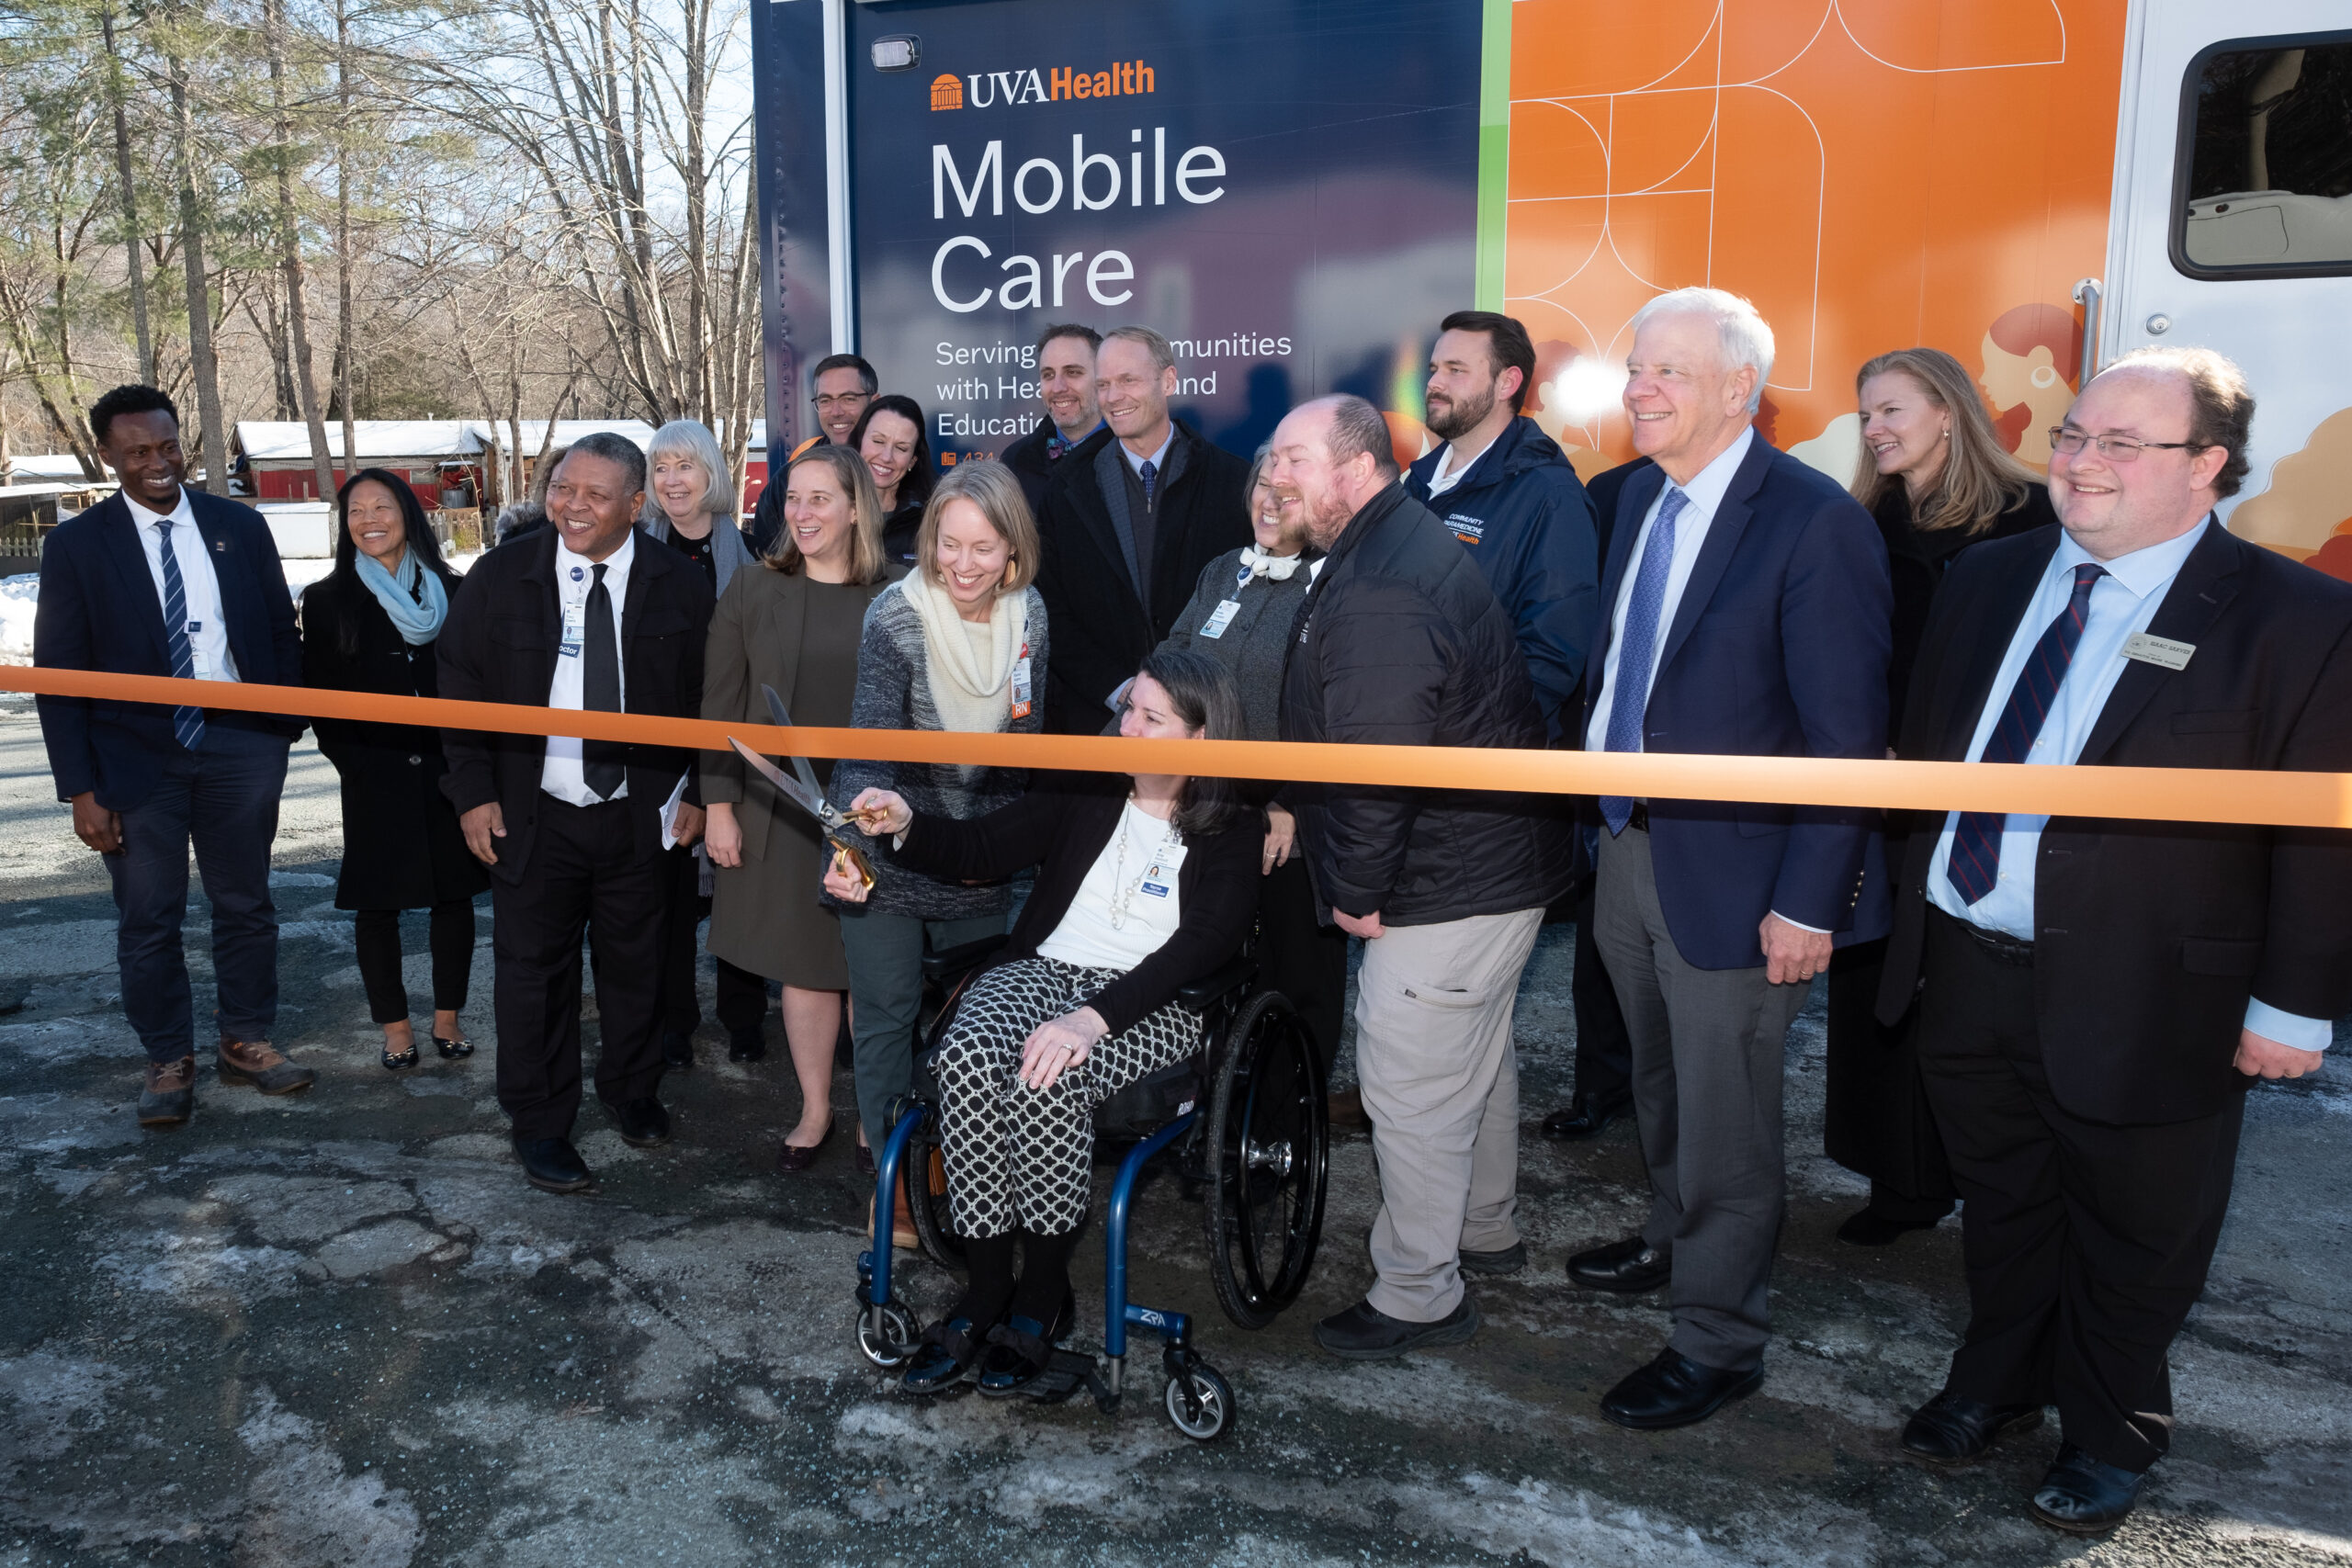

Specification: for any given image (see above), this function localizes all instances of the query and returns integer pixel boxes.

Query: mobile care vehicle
[754,0,2351,577]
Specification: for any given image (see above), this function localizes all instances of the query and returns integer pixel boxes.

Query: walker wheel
[1164,1363,1233,1441]
[854,1298,921,1370]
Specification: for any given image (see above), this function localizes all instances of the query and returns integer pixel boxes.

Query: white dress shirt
[1582,425,1754,755]
[540,528,634,805]
[1925,517,2329,1051]
[123,488,238,682]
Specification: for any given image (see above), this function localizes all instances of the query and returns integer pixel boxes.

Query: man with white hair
[1567,288,1893,1427]
[1878,346,2352,1533]
[1273,394,1573,1359]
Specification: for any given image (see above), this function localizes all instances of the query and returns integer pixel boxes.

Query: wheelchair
[853,933,1329,1440]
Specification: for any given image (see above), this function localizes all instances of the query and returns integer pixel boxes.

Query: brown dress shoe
[140,1055,197,1125]
[216,1035,316,1095]
[1327,1088,1368,1129]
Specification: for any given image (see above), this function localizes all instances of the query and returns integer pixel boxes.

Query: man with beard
[1000,323,1102,517]
[1405,311,1600,744]
[1275,394,1573,1359]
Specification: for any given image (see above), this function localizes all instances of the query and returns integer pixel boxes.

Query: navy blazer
[1581,436,1893,969]
[34,488,304,811]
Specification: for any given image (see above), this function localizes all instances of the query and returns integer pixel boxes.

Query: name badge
[560,603,586,659]
[2122,633,2195,671]
[1139,857,1178,898]
[187,622,209,678]
[1199,600,1241,639]
[1010,641,1033,719]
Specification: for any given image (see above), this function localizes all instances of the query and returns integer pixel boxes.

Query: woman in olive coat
[701,445,903,1168]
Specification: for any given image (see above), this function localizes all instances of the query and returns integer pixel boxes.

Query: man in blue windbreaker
[1404,310,1600,744]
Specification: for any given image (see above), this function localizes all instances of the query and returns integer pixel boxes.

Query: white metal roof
[233,420,480,462]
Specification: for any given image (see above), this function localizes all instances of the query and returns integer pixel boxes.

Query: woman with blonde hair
[701,444,901,1167]
[825,458,1047,1213]
[1826,345,2057,1248]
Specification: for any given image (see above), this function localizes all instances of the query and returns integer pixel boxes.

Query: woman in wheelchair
[823,647,1261,1395]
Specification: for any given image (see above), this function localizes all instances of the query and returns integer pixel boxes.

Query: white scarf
[1238,546,1306,582]
[895,569,1026,750]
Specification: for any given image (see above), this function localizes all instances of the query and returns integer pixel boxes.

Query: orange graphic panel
[1506,0,2128,470]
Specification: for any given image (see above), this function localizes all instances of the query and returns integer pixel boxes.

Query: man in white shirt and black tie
[34,384,313,1126]
[436,432,715,1192]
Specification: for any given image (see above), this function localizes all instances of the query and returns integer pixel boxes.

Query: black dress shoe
[514,1136,593,1193]
[1899,1388,2044,1464]
[1542,1094,1631,1141]
[1312,1296,1480,1360]
[662,1031,695,1071]
[2030,1443,2147,1534]
[901,1317,988,1393]
[1567,1235,1670,1293]
[1837,1205,1945,1247]
[727,1030,766,1064]
[614,1097,672,1147]
[1600,1347,1763,1430]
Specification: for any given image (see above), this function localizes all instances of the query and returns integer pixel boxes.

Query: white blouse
[1035,798,1186,974]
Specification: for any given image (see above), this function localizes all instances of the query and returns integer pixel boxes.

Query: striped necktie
[1598,487,1689,834]
[153,521,207,751]
[1945,561,2108,906]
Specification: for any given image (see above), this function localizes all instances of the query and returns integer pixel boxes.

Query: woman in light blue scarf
[300,468,487,1072]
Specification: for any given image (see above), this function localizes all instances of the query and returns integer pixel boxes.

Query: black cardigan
[893,775,1260,1035]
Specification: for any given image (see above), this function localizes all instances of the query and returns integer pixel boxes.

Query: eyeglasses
[2049,427,2209,461]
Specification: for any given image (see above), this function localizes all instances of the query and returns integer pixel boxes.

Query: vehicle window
[2177,32,2352,276]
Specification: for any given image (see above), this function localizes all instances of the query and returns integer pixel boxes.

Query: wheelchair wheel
[1164,1362,1233,1441]
[854,1297,921,1371]
[903,1123,967,1270]
[1204,989,1329,1329]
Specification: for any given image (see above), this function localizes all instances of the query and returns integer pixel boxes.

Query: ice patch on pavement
[238,1386,422,1568]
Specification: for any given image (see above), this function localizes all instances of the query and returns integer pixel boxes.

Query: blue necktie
[1945,561,2108,906]
[1599,487,1689,835]
[154,521,207,751]
[1138,458,1158,507]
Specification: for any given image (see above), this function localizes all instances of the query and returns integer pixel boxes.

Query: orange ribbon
[7,666,2348,829]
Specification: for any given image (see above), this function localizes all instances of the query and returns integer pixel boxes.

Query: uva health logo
[931,60,1157,111]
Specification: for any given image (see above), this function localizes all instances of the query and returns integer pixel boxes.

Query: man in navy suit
[1566,290,1892,1428]
[34,385,312,1126]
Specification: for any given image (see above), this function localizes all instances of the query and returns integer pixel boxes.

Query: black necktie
[582,562,626,800]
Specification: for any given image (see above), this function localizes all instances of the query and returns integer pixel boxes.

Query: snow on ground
[0,549,480,664]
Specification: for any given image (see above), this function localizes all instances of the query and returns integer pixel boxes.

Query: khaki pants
[1357,907,1546,1322]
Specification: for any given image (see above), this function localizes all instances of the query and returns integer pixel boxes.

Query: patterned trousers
[933,956,1198,1237]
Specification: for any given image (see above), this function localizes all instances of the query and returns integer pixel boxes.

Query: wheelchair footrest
[1001,1349,1097,1407]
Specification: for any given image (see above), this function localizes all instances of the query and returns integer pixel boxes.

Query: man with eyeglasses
[752,354,876,553]
[1875,346,2352,1535]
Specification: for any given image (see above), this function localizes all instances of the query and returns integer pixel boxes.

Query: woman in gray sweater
[828,459,1048,1190]
[1149,453,1348,1070]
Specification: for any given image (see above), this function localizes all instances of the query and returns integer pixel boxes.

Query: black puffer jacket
[1280,483,1574,926]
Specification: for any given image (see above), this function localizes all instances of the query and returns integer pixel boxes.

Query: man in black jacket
[1035,325,1250,731]
[35,384,314,1125]
[999,322,1102,518]
[1878,348,2352,1533]
[437,433,715,1193]
[1276,394,1574,1359]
